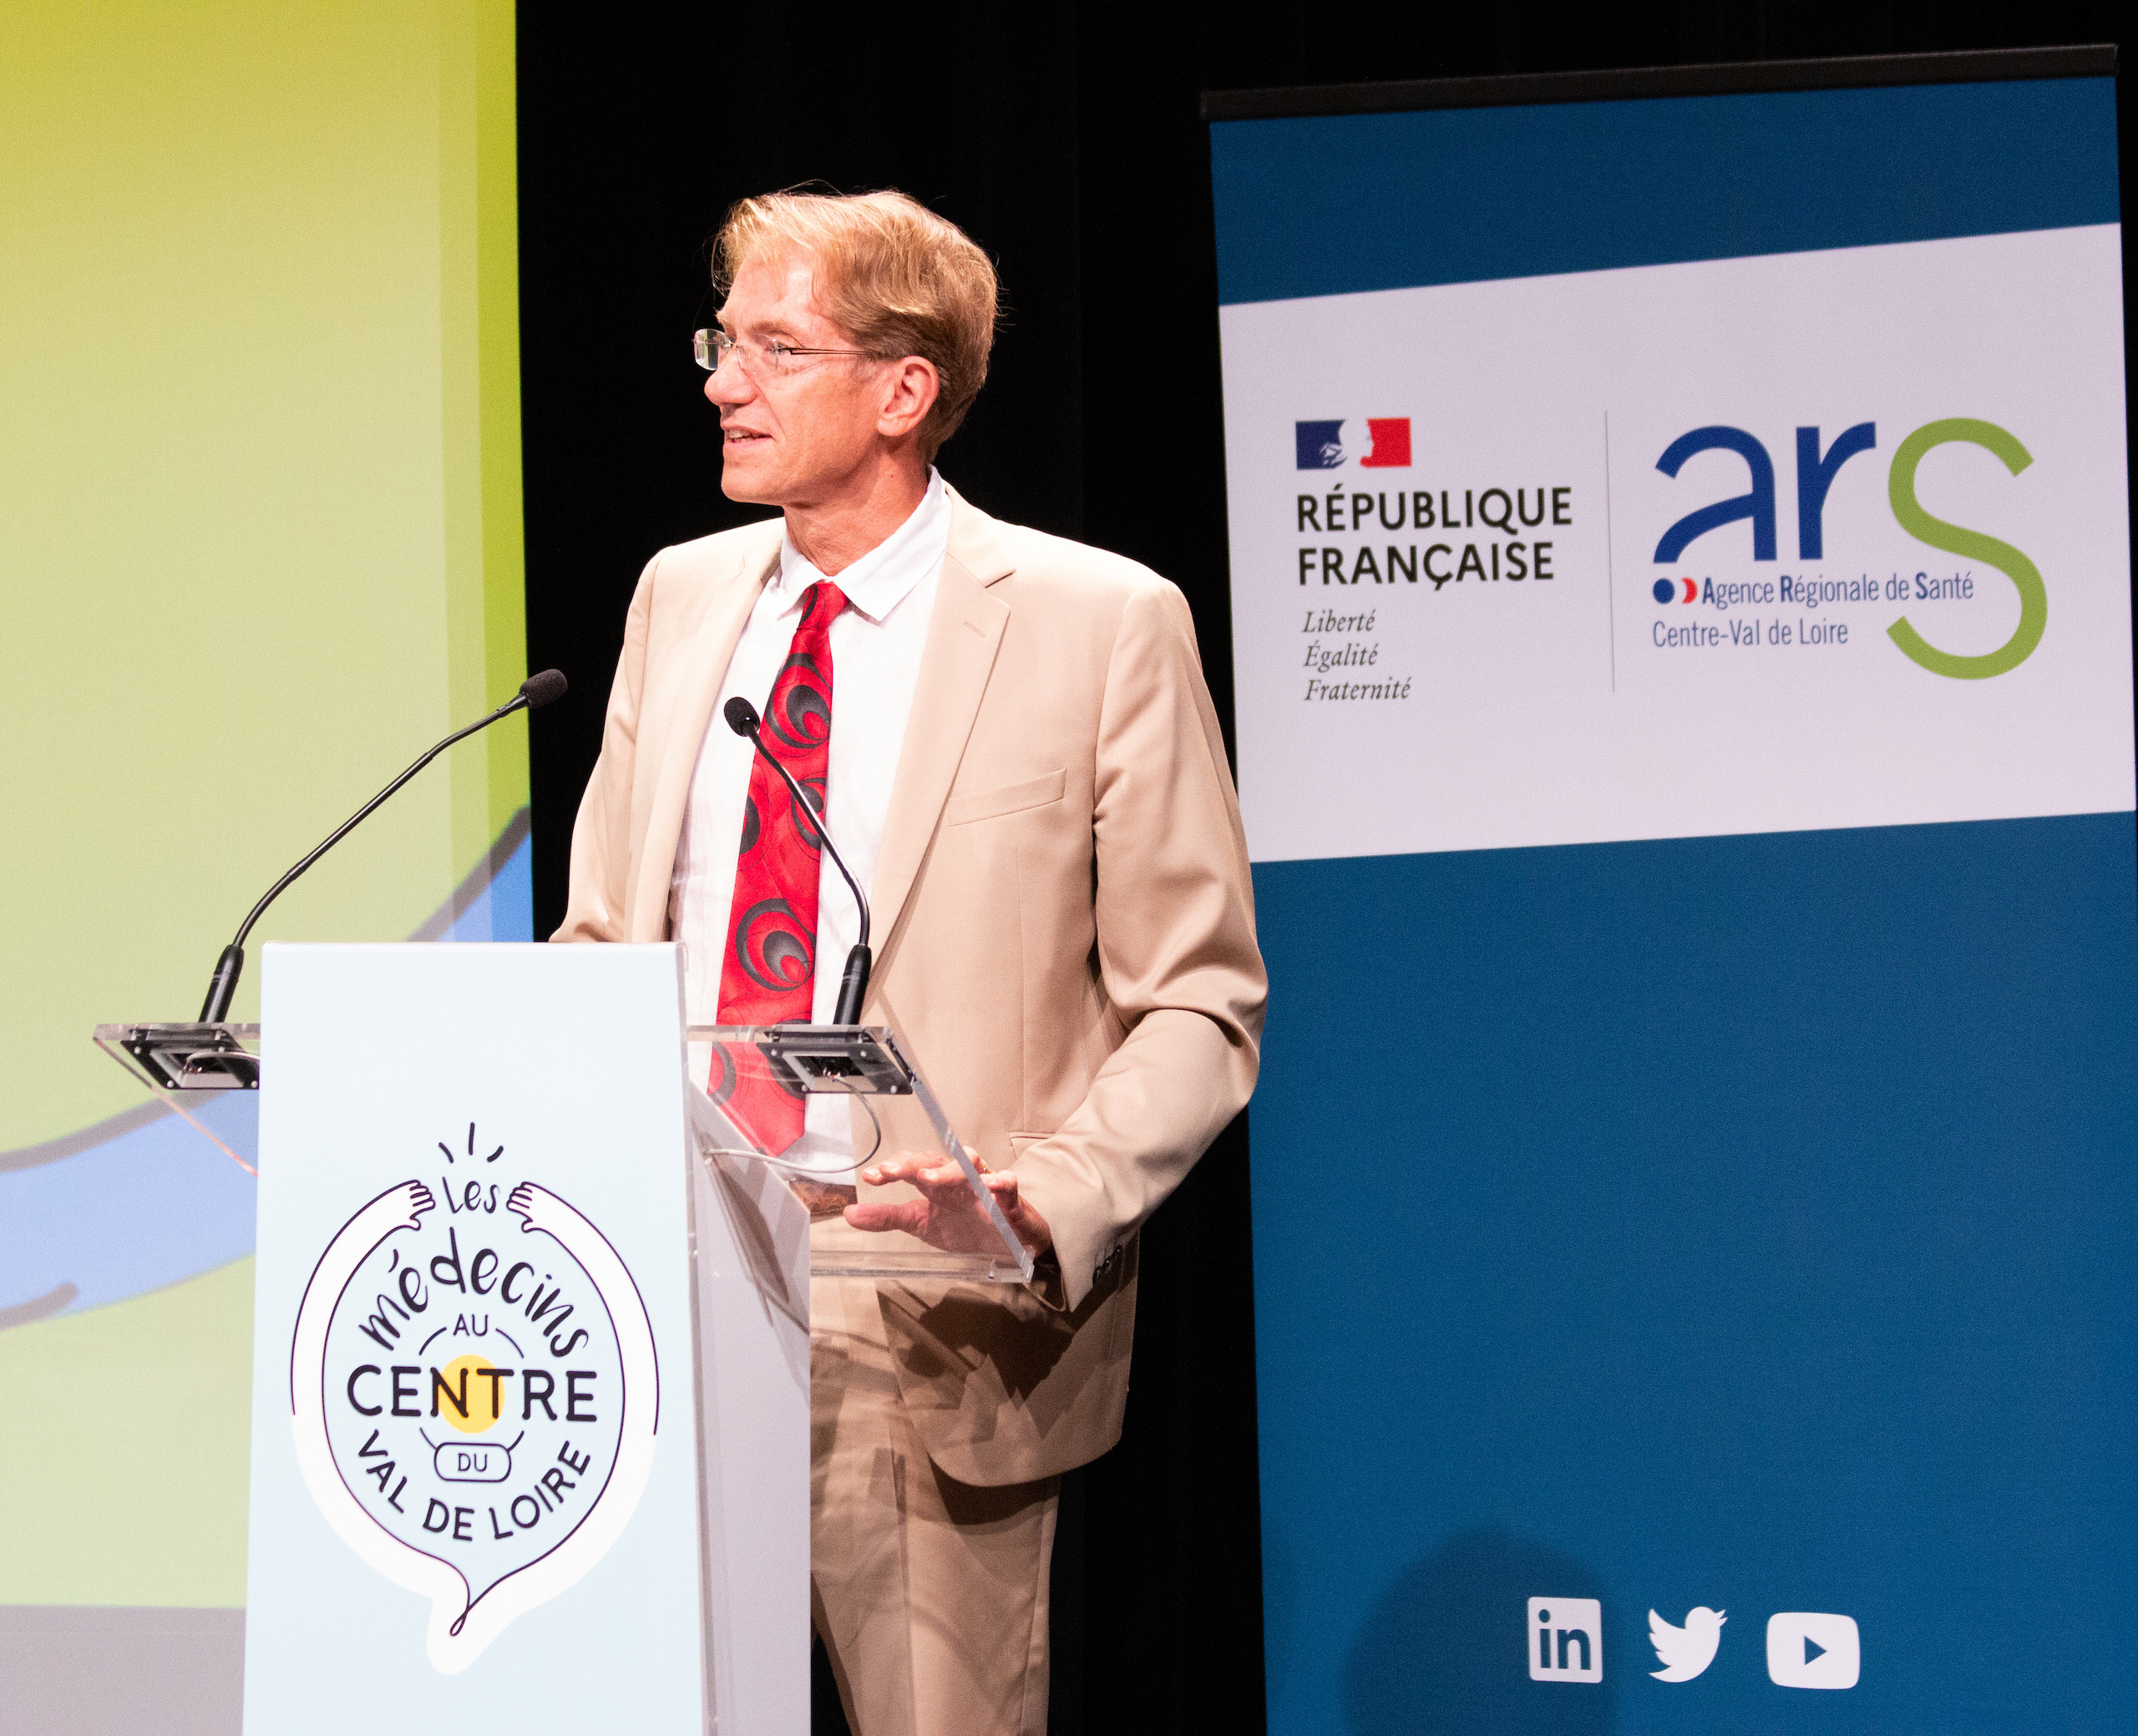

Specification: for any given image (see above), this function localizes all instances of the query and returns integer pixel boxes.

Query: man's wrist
[1027,1243,1066,1308]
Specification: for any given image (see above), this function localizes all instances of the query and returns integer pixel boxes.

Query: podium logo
[1528,1597,1603,1683]
[290,1130,659,1673]
[1295,418,1412,470]
[1766,1612,1861,1689]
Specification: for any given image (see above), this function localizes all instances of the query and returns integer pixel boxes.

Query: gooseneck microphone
[723,696,872,1025]
[197,669,570,1023]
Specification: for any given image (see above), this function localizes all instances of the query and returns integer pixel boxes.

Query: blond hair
[713,189,1001,463]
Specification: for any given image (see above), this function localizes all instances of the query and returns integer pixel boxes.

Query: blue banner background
[1212,77,2119,305]
[1252,812,2138,1730]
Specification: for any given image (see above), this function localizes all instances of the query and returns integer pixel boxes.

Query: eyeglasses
[693,328,876,378]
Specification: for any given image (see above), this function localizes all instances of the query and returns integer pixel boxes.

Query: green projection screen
[1,5,525,1721]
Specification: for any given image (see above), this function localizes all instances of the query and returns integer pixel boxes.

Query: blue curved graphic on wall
[0,823,531,1328]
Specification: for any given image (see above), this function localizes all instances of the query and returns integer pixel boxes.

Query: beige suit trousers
[812,1279,1057,1735]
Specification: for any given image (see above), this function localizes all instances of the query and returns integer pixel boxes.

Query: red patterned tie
[711,580,846,1152]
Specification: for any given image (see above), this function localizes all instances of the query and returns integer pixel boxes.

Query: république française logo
[288,1126,659,1672]
[1291,416,1571,589]
[1649,418,2045,679]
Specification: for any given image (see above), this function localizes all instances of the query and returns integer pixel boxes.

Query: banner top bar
[1202,43,2116,124]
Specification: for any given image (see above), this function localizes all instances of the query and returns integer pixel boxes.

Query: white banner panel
[1225,225,2132,862]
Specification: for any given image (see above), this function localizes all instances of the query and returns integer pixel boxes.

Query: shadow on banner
[1344,1530,1614,1734]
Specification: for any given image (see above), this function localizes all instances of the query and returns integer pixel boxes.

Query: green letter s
[1886,418,2045,679]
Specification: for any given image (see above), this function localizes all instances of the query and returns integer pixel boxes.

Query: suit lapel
[869,492,1014,955]
[629,526,782,939]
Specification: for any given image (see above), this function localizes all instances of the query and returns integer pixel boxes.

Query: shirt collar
[775,468,948,625]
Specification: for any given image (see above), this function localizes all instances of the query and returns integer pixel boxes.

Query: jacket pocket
[944,767,1066,827]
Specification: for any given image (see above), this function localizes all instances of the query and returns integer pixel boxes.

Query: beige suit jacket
[555,487,1266,1485]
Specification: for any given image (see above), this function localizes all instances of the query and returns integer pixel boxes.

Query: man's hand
[845,1151,1053,1261]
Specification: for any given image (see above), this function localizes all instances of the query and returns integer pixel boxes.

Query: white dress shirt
[672,468,950,1172]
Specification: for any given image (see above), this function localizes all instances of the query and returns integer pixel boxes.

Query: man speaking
[555,188,1264,1733]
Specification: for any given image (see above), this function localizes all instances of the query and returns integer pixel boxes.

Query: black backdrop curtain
[515,7,2130,1729]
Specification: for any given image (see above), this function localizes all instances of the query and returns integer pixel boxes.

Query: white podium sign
[241,943,808,1733]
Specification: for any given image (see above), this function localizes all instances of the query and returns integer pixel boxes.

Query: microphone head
[519,668,569,710]
[723,696,761,737]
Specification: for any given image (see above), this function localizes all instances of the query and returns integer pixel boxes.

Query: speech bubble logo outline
[290,1178,659,1673]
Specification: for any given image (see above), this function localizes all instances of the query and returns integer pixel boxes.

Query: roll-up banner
[1210,48,2133,1732]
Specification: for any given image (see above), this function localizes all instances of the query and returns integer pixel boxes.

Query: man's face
[706,250,887,506]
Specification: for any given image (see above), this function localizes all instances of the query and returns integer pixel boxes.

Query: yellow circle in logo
[438,1354,501,1435]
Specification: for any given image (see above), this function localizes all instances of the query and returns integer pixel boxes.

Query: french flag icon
[1294,418,1411,469]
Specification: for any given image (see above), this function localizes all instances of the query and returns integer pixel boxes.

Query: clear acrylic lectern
[94,1015,1032,1283]
[686,1022,1032,1283]
[98,943,1049,1733]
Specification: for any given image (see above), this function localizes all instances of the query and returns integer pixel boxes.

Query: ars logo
[1295,418,1411,470]
[1650,418,2045,679]
[288,1127,658,1672]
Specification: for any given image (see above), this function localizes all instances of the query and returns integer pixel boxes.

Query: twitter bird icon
[1649,1607,1725,1681]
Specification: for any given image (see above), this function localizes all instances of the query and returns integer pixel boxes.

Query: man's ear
[877,357,940,441]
